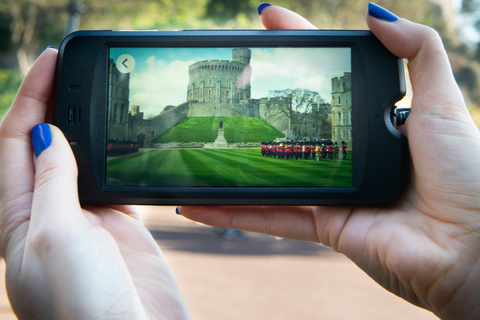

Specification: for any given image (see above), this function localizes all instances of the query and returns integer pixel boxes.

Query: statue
[219,120,223,129]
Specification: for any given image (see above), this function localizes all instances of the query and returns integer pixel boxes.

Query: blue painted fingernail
[257,3,272,15]
[368,2,398,22]
[46,46,57,50]
[176,207,182,215]
[31,123,52,157]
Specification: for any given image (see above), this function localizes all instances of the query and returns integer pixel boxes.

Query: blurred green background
[1,0,480,123]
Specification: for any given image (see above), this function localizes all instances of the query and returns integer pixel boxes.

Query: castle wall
[187,99,257,118]
[129,101,192,144]
[259,97,290,135]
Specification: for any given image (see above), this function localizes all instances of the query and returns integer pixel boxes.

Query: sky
[110,47,351,118]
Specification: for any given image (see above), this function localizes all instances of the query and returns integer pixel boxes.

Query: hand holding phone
[180,4,480,320]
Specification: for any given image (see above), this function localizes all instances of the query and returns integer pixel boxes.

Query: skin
[0,51,190,319]
[179,5,480,320]
[1,3,478,320]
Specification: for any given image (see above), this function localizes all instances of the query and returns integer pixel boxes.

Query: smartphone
[52,29,408,206]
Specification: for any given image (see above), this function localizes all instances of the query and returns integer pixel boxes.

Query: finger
[366,4,467,118]
[0,48,57,140]
[29,124,85,233]
[0,48,58,258]
[179,206,323,242]
[367,4,480,215]
[258,4,317,30]
[83,205,143,223]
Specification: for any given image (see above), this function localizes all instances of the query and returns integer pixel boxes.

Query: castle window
[338,97,341,104]
[209,90,212,98]
[227,80,229,86]
[226,90,230,100]
[112,103,118,122]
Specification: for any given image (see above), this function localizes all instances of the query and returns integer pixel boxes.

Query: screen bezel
[53,30,407,205]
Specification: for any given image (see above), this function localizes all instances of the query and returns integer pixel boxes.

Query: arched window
[338,97,341,104]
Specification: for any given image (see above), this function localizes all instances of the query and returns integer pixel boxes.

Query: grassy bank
[154,116,285,144]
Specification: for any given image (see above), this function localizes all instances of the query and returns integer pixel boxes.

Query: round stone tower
[186,48,252,116]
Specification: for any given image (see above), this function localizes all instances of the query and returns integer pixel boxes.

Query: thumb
[258,4,317,30]
[30,123,83,229]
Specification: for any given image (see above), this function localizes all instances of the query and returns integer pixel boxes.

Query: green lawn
[106,148,353,187]
[154,116,285,143]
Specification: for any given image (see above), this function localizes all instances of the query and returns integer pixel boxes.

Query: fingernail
[257,3,272,15]
[31,123,52,157]
[368,2,398,22]
[46,46,57,50]
[176,207,182,215]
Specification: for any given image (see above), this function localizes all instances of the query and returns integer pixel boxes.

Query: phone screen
[105,47,352,188]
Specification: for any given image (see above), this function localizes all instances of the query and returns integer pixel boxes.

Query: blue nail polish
[31,123,52,157]
[176,207,182,215]
[257,3,272,15]
[46,46,57,50]
[368,2,398,22]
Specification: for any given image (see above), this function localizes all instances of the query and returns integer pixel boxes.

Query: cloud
[124,48,350,117]
[129,59,194,117]
[250,48,350,100]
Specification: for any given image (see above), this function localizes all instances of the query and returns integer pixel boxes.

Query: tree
[268,88,328,138]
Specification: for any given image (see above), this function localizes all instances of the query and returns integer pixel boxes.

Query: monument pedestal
[204,128,229,149]
[213,129,228,148]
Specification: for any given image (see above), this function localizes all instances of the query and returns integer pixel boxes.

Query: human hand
[0,49,189,319]
[179,3,480,319]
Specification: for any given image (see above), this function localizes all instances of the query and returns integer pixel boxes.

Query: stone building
[107,59,130,141]
[107,49,344,145]
[331,72,352,146]
[186,48,255,117]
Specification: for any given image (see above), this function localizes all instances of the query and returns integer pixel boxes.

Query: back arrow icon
[116,54,135,73]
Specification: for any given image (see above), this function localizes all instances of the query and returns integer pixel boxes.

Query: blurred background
[0,0,478,319]
[1,0,480,122]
